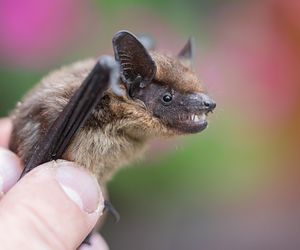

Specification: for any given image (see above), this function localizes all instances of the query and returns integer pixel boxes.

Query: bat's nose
[199,93,216,112]
[203,96,216,112]
[183,93,216,113]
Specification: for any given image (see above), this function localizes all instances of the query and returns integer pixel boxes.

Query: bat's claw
[78,200,120,247]
[97,55,123,96]
[104,200,120,223]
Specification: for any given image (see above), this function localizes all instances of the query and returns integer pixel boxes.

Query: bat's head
[111,31,216,136]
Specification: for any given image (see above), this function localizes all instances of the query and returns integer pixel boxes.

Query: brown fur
[10,47,208,187]
[151,52,204,93]
[10,56,187,185]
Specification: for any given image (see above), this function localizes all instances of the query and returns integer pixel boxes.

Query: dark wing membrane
[20,60,112,177]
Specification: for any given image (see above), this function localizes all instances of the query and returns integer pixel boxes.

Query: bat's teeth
[194,113,206,122]
[180,113,207,122]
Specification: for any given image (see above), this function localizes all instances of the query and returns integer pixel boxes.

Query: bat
[9,30,216,246]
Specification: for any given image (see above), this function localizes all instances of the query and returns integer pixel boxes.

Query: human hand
[0,118,109,250]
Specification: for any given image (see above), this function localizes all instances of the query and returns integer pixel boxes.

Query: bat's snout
[185,93,216,114]
[200,93,216,113]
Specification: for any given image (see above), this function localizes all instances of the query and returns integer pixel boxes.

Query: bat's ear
[113,31,157,89]
[178,38,195,68]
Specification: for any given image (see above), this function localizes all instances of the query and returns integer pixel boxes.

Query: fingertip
[0,147,23,193]
[91,234,109,250]
[0,161,104,249]
[55,160,104,214]
[79,234,109,250]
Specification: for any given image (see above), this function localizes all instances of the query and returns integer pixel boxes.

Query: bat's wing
[19,56,121,243]
[20,56,121,177]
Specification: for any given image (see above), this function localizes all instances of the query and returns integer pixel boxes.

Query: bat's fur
[9,34,213,186]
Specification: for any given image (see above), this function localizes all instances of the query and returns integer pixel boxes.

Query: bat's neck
[65,125,149,183]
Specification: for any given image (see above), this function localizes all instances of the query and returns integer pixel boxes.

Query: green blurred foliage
[0,68,43,116]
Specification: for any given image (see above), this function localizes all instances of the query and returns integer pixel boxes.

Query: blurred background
[1,0,300,249]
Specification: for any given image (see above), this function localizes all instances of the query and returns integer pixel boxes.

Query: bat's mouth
[174,93,215,134]
[154,93,215,134]
[176,111,209,133]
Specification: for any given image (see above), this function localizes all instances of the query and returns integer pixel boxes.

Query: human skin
[0,118,109,250]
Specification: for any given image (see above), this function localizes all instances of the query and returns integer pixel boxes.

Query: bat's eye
[162,93,173,103]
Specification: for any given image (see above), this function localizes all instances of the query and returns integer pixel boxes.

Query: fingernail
[56,162,103,214]
[0,147,23,193]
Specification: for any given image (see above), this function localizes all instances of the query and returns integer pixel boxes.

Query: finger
[79,234,109,250]
[0,160,104,250]
[0,118,12,147]
[0,147,23,194]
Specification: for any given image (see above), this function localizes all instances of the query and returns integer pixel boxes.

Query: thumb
[0,160,104,250]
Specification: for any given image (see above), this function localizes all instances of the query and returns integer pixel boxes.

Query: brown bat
[9,30,216,245]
